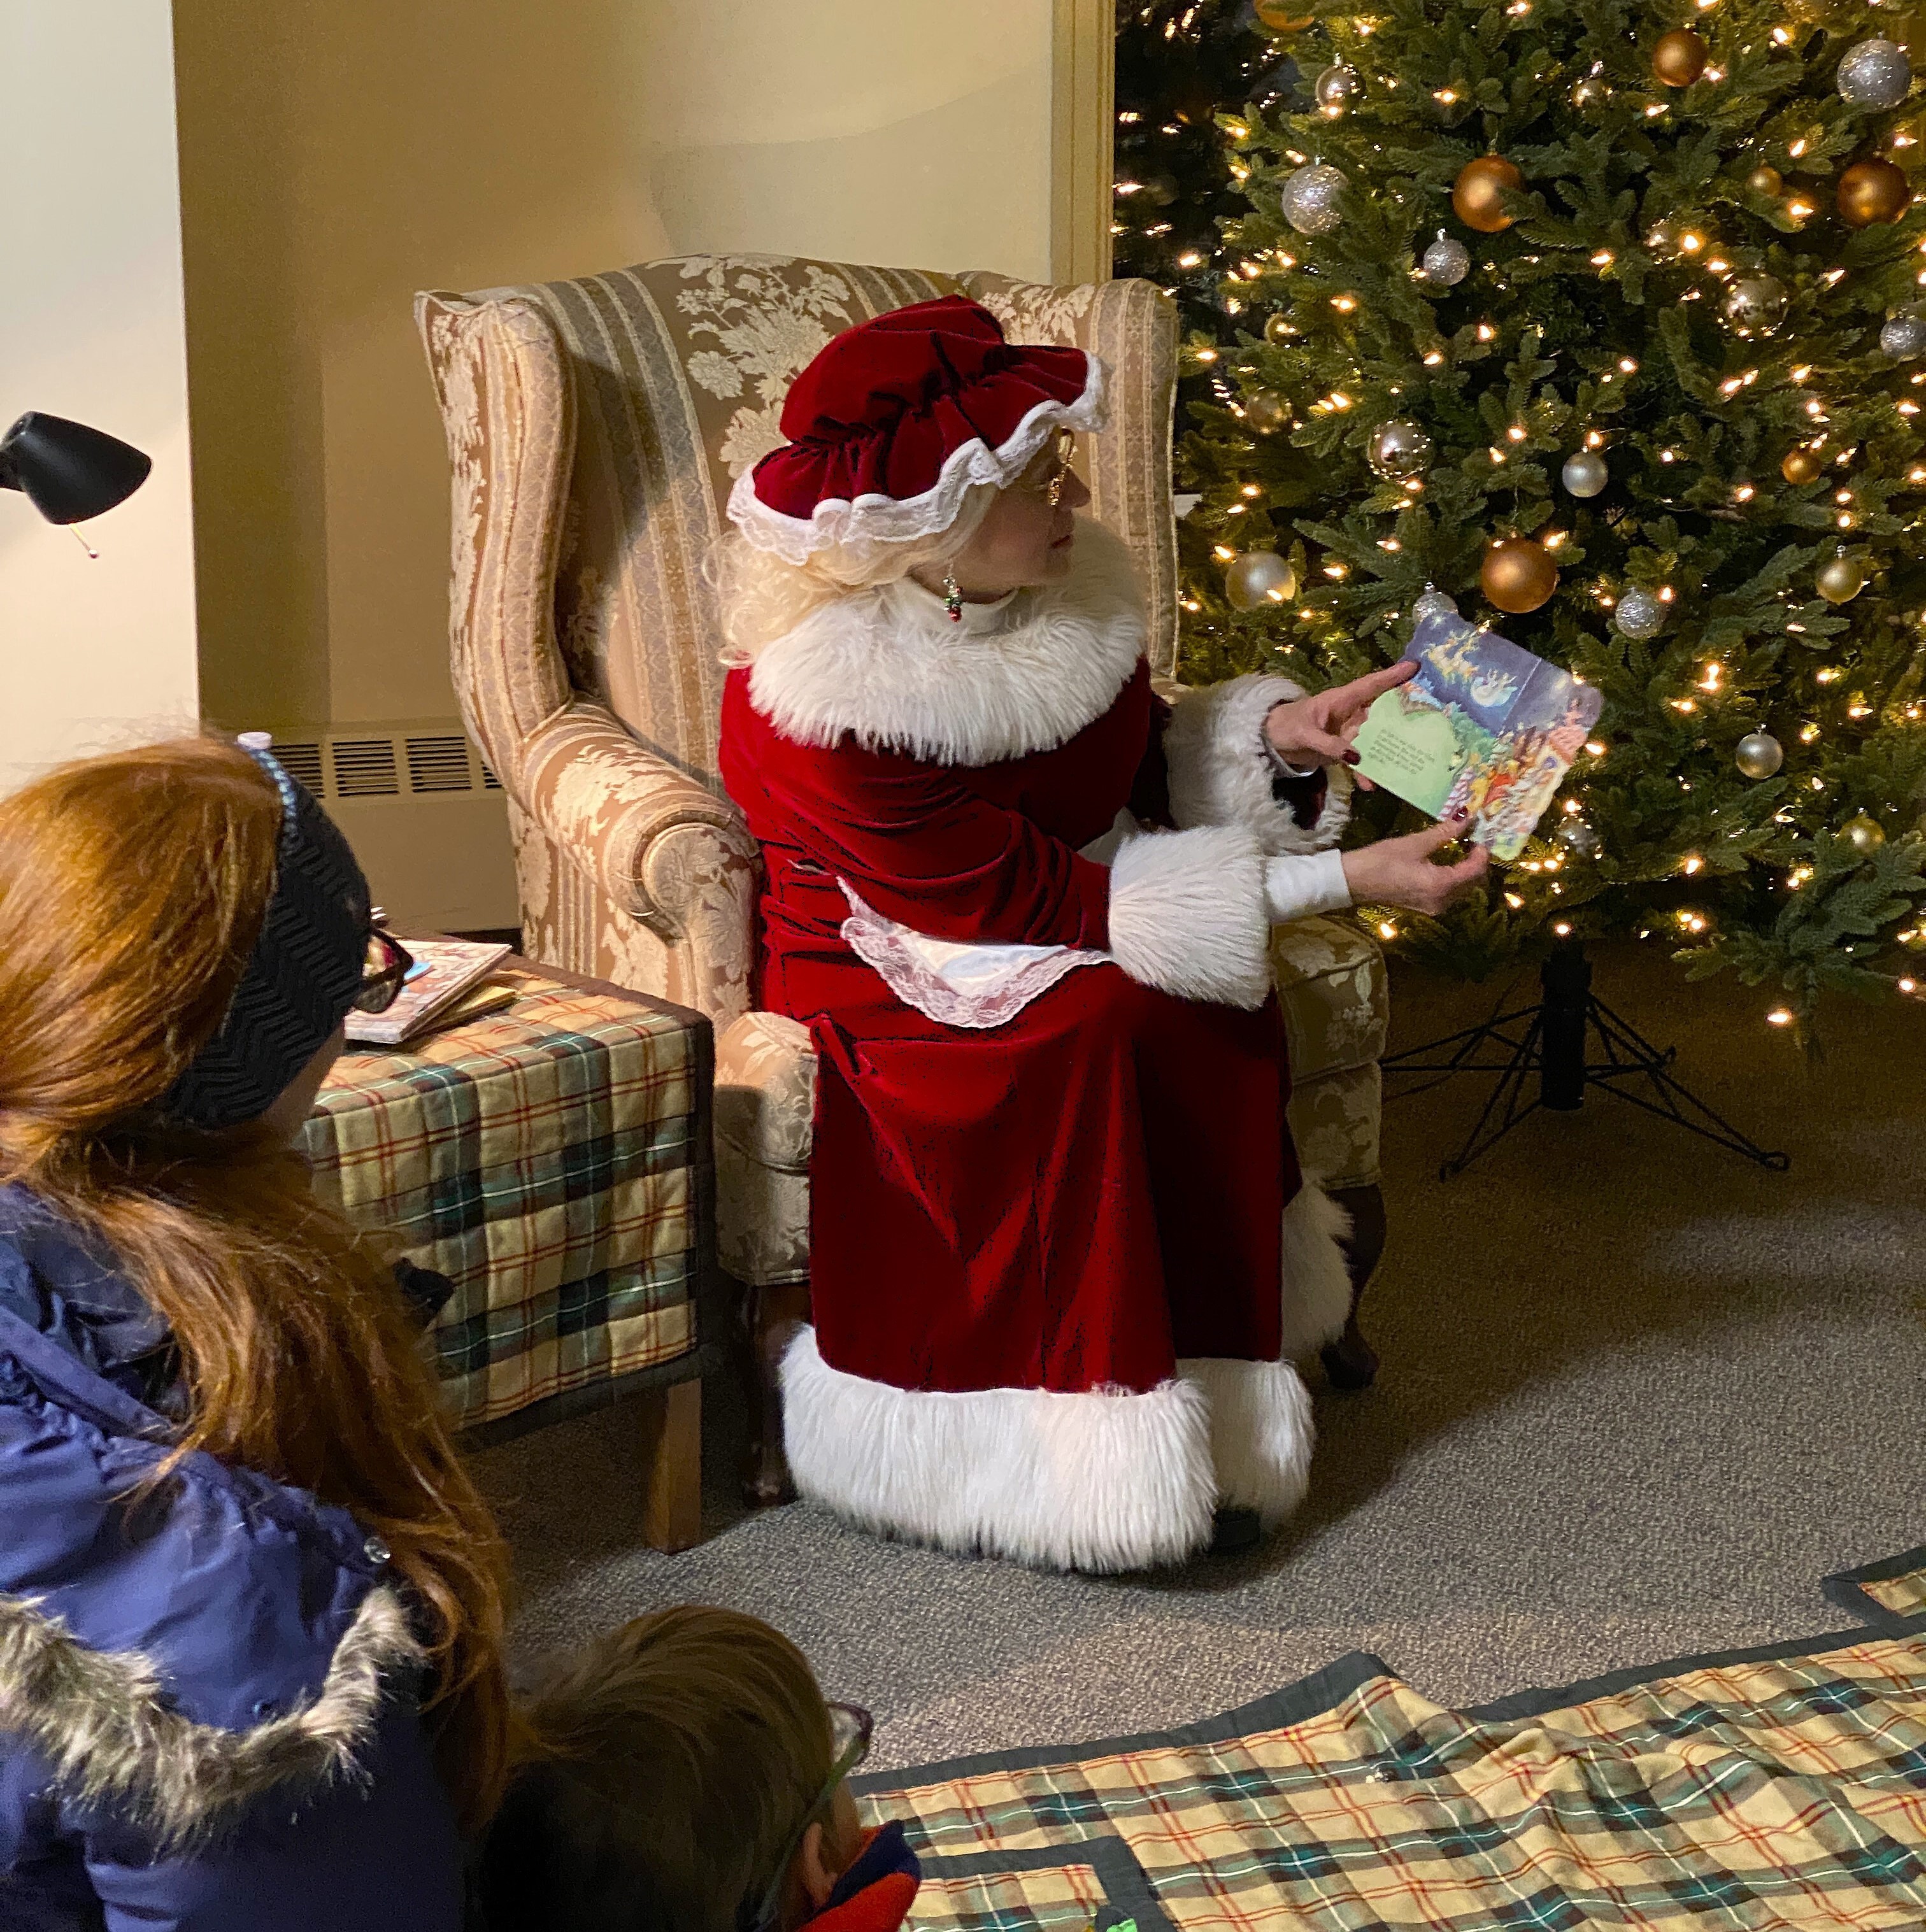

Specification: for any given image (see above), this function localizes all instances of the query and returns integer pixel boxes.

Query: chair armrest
[520,702,759,932]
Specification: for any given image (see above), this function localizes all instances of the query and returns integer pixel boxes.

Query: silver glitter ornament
[1723,274,1788,339]
[1420,232,1471,287]
[1881,310,1926,359]
[1280,162,1348,235]
[1314,63,1363,115]
[1561,451,1608,498]
[1613,587,1666,639]
[1838,38,1913,110]
[1735,731,1784,779]
[1558,818,1604,859]
[1411,586,1458,629]
[1366,419,1434,479]
[1225,550,1298,610]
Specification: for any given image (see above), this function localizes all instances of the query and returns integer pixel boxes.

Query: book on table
[344,939,513,1048]
[1350,611,1604,862]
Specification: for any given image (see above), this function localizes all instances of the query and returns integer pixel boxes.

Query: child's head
[477,1607,869,1932]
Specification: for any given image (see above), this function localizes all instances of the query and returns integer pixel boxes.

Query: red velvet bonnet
[725,295,1108,563]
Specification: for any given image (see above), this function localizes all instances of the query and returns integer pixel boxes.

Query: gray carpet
[472,941,1926,1773]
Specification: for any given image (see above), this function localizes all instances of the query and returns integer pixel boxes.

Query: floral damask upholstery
[415,255,1385,1291]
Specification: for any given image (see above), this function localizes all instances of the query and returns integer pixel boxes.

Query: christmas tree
[1113,1,1294,337]
[1173,0,1926,1034]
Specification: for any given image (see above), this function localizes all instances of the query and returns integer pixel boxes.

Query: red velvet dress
[718,658,1300,1400]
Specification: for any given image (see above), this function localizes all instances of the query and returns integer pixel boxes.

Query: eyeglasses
[746,1701,874,1932]
[1016,427,1077,509]
[353,927,415,1014]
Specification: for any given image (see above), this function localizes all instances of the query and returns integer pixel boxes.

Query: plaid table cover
[302,968,706,1430]
[860,1550,1926,1932]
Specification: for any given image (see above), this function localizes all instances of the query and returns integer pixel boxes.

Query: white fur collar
[746,516,1146,767]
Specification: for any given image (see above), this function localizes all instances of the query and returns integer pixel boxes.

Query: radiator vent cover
[274,741,326,795]
[331,738,402,798]
[244,719,515,931]
[406,734,474,793]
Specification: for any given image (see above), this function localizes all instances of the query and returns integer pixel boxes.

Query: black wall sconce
[0,412,152,526]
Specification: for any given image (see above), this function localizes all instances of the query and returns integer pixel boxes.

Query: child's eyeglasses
[353,928,415,1015]
[746,1701,874,1932]
[1016,427,1077,509]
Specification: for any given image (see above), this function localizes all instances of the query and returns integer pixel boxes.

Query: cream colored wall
[174,0,1063,734]
[1,3,199,795]
[640,1,1055,282]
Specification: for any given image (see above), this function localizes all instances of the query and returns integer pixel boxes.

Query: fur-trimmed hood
[0,1213,466,1929]
[746,514,1147,767]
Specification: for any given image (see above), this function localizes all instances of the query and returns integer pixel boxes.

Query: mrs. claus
[717,297,1484,1573]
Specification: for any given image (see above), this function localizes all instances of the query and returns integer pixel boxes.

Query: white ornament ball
[1366,419,1434,479]
[1881,310,1926,360]
[1562,451,1608,498]
[1559,818,1604,859]
[1411,586,1459,629]
[1280,162,1348,235]
[1735,731,1784,780]
[1315,63,1363,115]
[1225,550,1298,610]
[1421,234,1471,287]
[1838,38,1913,111]
[1723,274,1788,338]
[1614,587,1666,639]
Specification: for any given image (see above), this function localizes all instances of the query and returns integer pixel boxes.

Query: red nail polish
[1345,751,1361,766]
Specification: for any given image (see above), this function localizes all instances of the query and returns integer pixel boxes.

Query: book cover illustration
[1350,613,1604,862]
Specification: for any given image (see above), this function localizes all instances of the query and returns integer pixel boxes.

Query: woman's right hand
[1341,818,1489,917]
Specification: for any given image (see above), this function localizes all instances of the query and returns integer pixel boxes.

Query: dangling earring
[942,565,964,623]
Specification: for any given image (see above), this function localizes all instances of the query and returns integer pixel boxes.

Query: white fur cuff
[1164,674,1353,857]
[1176,1357,1315,1526]
[1107,825,1270,1009]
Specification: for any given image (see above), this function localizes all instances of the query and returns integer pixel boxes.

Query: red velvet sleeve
[757,733,1112,951]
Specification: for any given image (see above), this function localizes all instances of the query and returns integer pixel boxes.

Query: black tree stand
[1381,936,1791,1180]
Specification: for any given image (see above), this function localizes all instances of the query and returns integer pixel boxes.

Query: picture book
[1350,612,1604,862]
[343,938,513,1048]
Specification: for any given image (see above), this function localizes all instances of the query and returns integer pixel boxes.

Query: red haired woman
[0,738,511,1929]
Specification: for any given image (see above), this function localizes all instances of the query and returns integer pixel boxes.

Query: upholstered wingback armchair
[416,256,1389,1500]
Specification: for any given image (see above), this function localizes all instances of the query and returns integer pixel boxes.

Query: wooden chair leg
[734,1275,810,1509]
[638,1379,703,1552]
[1321,1180,1387,1391]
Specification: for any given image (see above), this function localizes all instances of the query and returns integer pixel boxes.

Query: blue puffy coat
[0,1188,467,1931]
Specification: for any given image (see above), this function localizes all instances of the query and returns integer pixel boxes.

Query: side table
[301,955,718,1552]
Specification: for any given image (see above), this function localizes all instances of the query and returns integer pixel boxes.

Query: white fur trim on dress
[1107,825,1270,1009]
[727,355,1109,565]
[780,1326,1218,1572]
[1175,1357,1315,1526]
[1276,1180,1354,1361]
[1164,674,1353,857]
[746,516,1146,767]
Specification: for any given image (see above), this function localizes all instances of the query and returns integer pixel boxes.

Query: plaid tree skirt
[859,1549,1926,1932]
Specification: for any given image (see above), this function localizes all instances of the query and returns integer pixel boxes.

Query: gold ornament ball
[1652,29,1709,86]
[1746,163,1784,197]
[1245,389,1291,434]
[1263,311,1294,344]
[1781,446,1823,485]
[1253,0,1314,29]
[1453,155,1525,234]
[1816,554,1867,603]
[1844,813,1887,855]
[1481,536,1559,614]
[1837,157,1913,228]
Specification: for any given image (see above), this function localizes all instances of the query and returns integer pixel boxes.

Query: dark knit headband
[157,744,370,1130]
